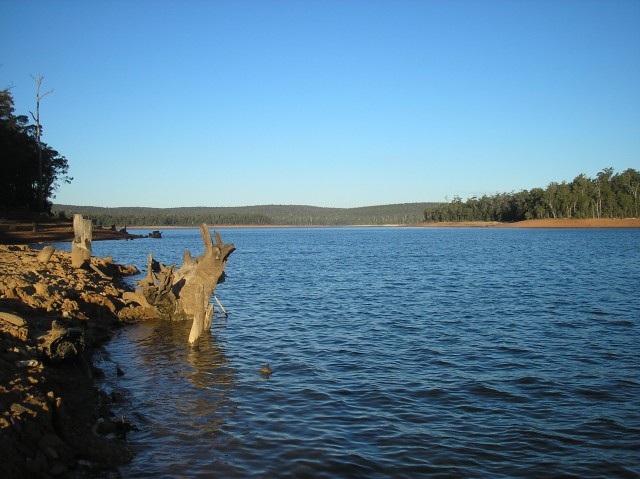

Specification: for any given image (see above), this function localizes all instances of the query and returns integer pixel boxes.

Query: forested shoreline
[424,168,639,223]
[51,203,436,227]
[52,167,640,227]
[1,87,71,213]
[4,88,637,229]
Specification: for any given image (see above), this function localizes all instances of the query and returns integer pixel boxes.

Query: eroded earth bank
[0,244,145,478]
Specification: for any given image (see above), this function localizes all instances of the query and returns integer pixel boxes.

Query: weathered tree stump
[41,320,85,362]
[125,225,235,342]
[71,214,93,268]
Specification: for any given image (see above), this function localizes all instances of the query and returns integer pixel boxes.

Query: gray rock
[37,246,55,264]
[25,457,41,474]
[42,445,59,460]
[111,391,125,403]
[49,462,66,477]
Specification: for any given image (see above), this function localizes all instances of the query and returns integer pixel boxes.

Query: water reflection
[104,318,239,474]
[133,318,233,383]
[96,228,640,478]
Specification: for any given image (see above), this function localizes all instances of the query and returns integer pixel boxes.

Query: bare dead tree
[29,74,54,211]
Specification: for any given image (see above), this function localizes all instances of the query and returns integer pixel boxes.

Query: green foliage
[51,203,437,227]
[424,168,640,222]
[0,89,71,212]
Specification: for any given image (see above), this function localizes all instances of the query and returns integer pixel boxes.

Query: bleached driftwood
[125,225,235,342]
[188,286,215,344]
[71,214,93,268]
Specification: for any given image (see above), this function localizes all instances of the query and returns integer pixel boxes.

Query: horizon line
[52,201,438,210]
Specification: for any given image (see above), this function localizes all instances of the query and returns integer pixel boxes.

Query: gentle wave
[88,227,640,478]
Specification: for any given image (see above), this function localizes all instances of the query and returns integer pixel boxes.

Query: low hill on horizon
[52,203,437,226]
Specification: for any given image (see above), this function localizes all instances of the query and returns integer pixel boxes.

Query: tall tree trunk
[29,75,53,211]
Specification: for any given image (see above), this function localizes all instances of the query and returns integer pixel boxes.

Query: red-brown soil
[412,218,640,228]
[0,245,142,477]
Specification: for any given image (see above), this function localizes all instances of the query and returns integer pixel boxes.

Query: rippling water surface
[87,227,639,478]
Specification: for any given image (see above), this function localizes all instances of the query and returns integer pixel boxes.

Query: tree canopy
[52,203,436,227]
[0,88,71,213]
[424,168,640,223]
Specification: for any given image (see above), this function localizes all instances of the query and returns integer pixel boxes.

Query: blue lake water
[83,227,639,478]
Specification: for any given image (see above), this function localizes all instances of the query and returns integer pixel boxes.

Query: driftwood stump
[125,225,235,342]
[71,214,93,268]
[41,320,85,362]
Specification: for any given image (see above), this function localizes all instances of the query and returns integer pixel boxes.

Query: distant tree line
[0,87,71,213]
[424,168,640,222]
[52,203,436,227]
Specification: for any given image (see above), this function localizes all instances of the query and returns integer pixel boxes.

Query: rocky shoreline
[0,244,146,478]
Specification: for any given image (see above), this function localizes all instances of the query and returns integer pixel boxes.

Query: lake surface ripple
[88,227,639,478]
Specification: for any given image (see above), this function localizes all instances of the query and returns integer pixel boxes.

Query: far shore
[128,217,640,230]
[410,218,640,228]
[1,217,638,245]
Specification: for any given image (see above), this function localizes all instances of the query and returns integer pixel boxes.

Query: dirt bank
[0,245,145,478]
[412,218,640,228]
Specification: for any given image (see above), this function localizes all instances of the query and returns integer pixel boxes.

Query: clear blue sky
[2,0,639,208]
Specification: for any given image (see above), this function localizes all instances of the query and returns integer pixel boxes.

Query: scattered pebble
[16,359,40,368]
